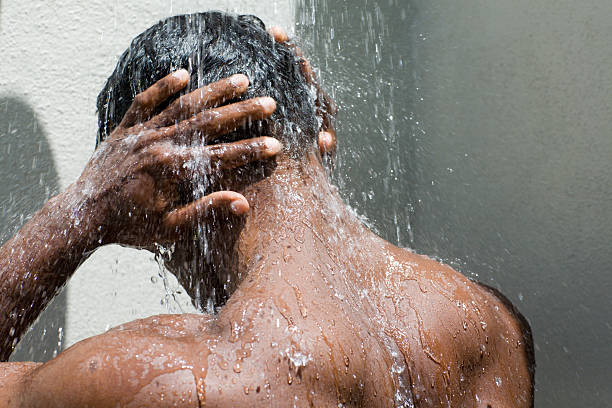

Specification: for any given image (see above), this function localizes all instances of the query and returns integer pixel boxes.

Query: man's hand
[0,71,281,359]
[78,70,280,248]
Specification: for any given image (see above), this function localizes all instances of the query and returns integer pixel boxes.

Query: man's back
[377,243,534,407]
[197,230,533,407]
[177,158,534,407]
[9,204,533,407]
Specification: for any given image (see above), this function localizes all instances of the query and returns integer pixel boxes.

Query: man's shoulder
[380,243,478,300]
[382,244,531,346]
[376,242,533,360]
[474,282,536,391]
[378,245,534,406]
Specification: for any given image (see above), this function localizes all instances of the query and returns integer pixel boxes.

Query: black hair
[96,11,318,155]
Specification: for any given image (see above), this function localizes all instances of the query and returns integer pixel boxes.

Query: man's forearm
[0,184,103,360]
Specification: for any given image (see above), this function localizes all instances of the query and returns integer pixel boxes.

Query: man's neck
[215,150,380,296]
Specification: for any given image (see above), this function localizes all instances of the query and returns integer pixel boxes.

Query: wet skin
[0,151,533,407]
[0,31,533,407]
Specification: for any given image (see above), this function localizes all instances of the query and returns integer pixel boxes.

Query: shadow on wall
[0,96,66,362]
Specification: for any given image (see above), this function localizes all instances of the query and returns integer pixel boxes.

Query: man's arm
[0,316,202,408]
[0,185,105,360]
[0,362,41,407]
[0,70,281,360]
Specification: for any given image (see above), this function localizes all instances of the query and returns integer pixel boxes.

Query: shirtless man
[0,12,534,407]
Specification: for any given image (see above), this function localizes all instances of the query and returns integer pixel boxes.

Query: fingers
[318,131,336,157]
[267,26,304,57]
[299,57,316,83]
[206,137,282,170]
[150,137,282,179]
[266,25,337,161]
[145,97,277,146]
[156,136,281,238]
[265,25,322,92]
[163,191,249,232]
[268,26,289,43]
[118,69,190,130]
[147,74,250,128]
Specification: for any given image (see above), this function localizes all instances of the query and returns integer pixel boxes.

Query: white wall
[0,0,294,358]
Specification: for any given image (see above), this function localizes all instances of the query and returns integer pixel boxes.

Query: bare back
[2,211,533,408]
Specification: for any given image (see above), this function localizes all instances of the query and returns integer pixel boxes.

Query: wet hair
[96,11,318,155]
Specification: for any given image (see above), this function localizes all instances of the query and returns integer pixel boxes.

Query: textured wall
[0,0,293,359]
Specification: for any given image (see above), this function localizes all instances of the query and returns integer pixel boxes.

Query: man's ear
[268,25,337,163]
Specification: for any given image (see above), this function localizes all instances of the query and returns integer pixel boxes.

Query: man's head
[96,12,335,309]
[97,11,319,156]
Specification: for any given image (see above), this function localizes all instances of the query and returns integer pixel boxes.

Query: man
[0,12,533,407]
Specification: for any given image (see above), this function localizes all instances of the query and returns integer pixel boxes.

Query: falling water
[295,1,419,405]
[295,0,416,250]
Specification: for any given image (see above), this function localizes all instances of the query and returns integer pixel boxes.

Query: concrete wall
[0,0,293,359]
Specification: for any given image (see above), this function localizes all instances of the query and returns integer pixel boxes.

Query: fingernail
[259,97,277,114]
[230,199,248,215]
[230,74,249,89]
[319,131,333,145]
[172,69,190,82]
[263,137,282,154]
[269,26,289,43]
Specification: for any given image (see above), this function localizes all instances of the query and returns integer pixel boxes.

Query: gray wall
[0,0,293,357]
[297,0,611,407]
